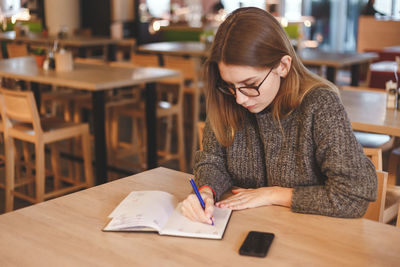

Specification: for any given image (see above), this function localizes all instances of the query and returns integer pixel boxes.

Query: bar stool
[108,61,186,172]
[163,56,201,168]
[0,88,94,212]
[363,148,400,224]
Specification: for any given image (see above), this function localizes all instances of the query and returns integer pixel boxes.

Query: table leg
[30,82,41,108]
[78,48,86,58]
[326,67,336,84]
[145,82,158,169]
[157,54,164,66]
[91,91,108,184]
[107,44,116,61]
[350,64,360,86]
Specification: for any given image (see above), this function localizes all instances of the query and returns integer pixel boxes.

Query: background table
[298,49,378,86]
[340,88,400,137]
[138,41,208,59]
[139,42,378,86]
[0,31,119,60]
[0,57,180,184]
[0,167,398,266]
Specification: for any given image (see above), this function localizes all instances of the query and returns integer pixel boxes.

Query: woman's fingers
[181,194,214,224]
[216,187,274,210]
[231,188,248,193]
[204,196,215,219]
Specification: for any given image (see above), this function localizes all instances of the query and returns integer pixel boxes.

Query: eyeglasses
[217,68,273,97]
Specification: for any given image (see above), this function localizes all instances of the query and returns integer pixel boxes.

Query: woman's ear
[277,55,292,78]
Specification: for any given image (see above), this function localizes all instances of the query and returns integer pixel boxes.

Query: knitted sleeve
[291,89,377,218]
[193,120,233,201]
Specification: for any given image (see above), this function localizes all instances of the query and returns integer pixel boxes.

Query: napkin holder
[55,50,74,72]
[386,80,398,109]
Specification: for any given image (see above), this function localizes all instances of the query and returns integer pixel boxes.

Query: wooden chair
[363,147,383,170]
[6,43,29,58]
[163,55,201,168]
[0,88,94,212]
[388,147,400,186]
[363,147,400,223]
[363,170,388,223]
[130,52,160,67]
[108,61,186,172]
[3,43,30,90]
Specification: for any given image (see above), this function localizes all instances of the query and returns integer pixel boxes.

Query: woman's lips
[244,104,255,110]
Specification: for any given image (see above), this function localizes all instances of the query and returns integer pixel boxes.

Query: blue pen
[189,178,214,225]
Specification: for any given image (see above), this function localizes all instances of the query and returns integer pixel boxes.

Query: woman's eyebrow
[224,76,258,85]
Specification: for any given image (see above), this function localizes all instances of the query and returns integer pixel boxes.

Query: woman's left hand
[215,187,293,210]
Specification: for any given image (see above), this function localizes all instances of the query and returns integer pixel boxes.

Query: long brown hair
[205,7,336,146]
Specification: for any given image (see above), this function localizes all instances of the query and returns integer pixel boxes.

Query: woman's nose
[235,90,248,105]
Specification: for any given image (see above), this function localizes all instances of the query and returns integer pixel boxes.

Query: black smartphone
[239,231,275,258]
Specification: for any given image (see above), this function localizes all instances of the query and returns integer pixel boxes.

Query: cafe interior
[0,0,399,262]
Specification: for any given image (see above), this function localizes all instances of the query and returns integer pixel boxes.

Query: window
[221,0,266,14]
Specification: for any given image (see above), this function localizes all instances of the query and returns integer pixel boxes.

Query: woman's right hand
[180,187,215,225]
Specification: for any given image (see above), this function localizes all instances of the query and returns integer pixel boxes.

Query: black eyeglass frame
[217,67,273,97]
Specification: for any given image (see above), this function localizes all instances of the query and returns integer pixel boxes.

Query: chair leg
[73,136,82,182]
[50,143,61,190]
[109,108,119,168]
[388,148,400,185]
[164,115,173,155]
[177,112,186,172]
[136,116,147,169]
[35,141,45,203]
[14,141,22,184]
[190,91,200,169]
[81,128,94,187]
[22,142,34,196]
[164,93,174,155]
[5,136,15,212]
[72,101,84,182]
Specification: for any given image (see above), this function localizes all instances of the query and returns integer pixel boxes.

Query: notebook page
[160,203,232,239]
[104,191,178,232]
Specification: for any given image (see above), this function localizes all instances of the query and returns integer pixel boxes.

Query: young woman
[181,7,376,224]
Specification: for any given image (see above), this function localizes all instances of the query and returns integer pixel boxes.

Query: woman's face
[218,62,282,113]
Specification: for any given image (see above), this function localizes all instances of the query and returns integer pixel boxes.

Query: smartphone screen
[239,231,275,258]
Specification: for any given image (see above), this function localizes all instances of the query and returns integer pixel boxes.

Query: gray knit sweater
[194,87,377,218]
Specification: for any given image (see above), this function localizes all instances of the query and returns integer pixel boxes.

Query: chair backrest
[130,52,159,67]
[163,56,199,83]
[363,147,383,170]
[363,170,388,223]
[0,88,42,133]
[109,61,184,107]
[74,57,107,65]
[198,121,205,151]
[340,86,384,92]
[6,43,29,58]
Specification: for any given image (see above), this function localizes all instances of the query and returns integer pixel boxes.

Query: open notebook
[103,191,232,239]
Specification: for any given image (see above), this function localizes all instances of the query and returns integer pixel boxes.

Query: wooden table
[138,41,208,69]
[139,42,378,86]
[0,167,398,266]
[339,88,400,137]
[298,48,378,86]
[138,41,208,58]
[0,56,180,184]
[0,31,120,60]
